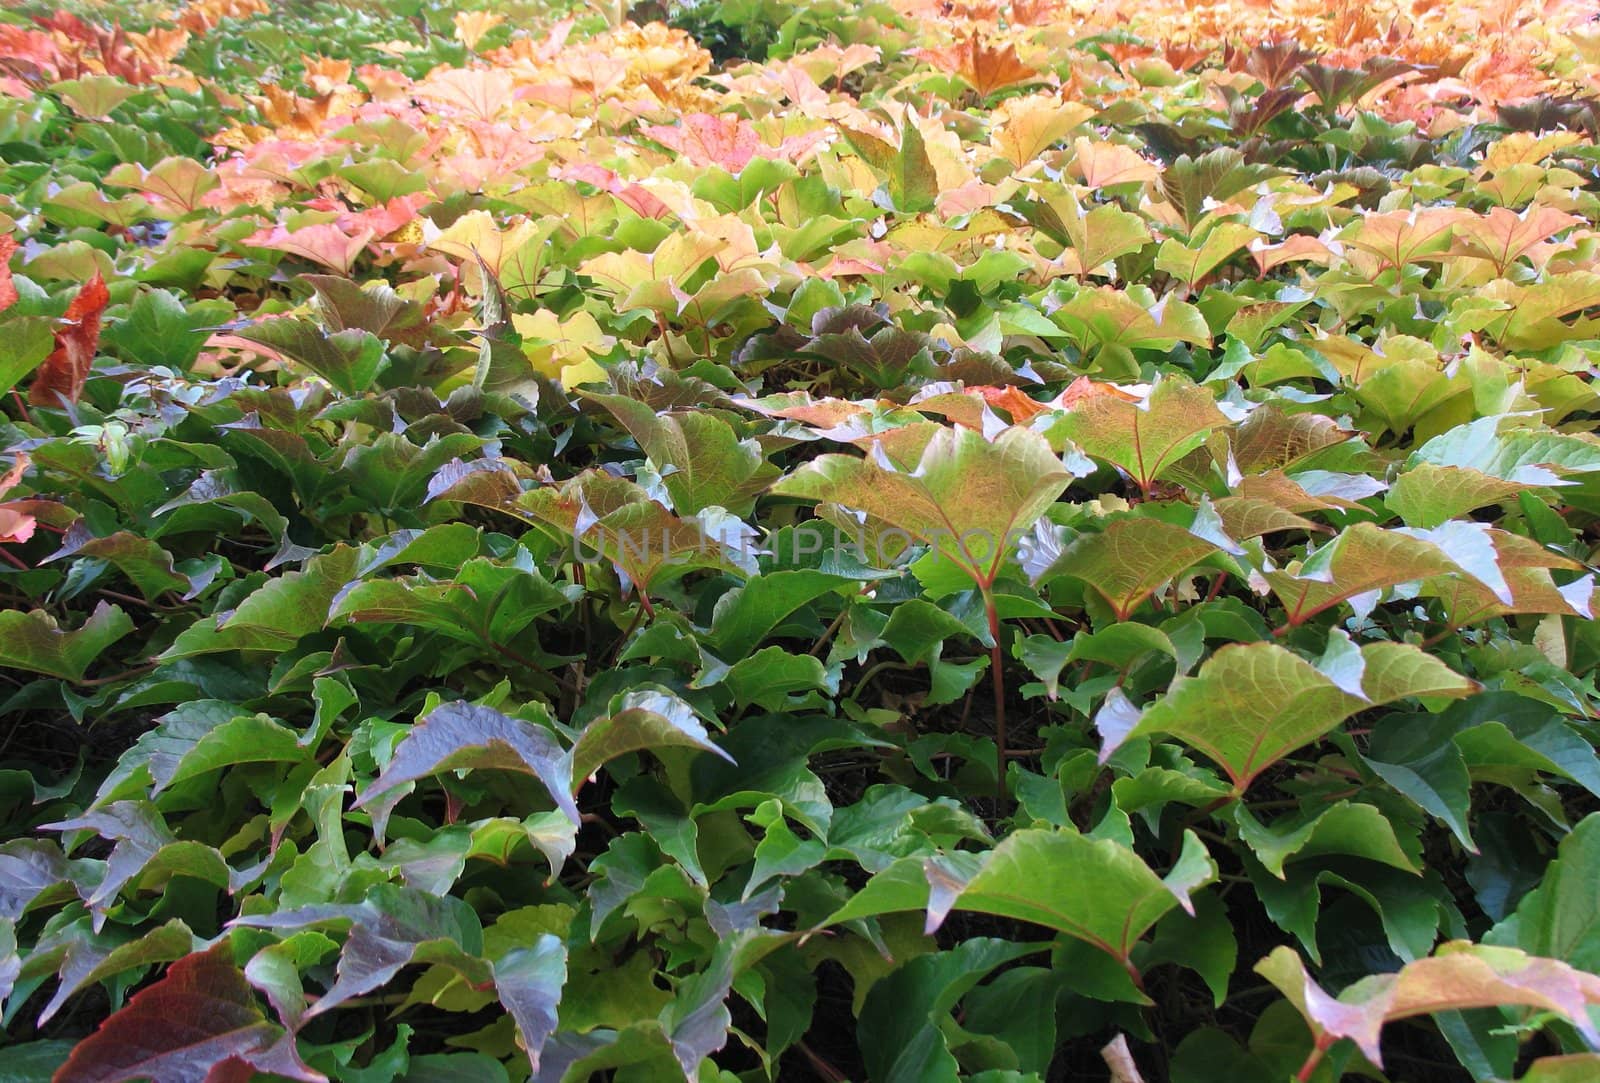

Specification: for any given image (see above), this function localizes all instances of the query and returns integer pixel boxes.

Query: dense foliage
[2,0,1600,1079]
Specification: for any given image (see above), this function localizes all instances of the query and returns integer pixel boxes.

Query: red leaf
[0,234,17,314]
[53,942,322,1083]
[29,272,109,407]
[0,25,66,83]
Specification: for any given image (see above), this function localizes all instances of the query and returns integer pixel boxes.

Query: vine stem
[1294,1035,1335,1081]
[606,600,649,668]
[809,607,847,657]
[1172,792,1239,861]
[74,662,157,687]
[982,585,1006,807]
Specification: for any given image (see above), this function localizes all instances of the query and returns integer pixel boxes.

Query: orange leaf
[0,508,34,545]
[1343,207,1466,269]
[1051,375,1140,410]
[0,233,16,315]
[0,453,26,497]
[0,25,67,83]
[646,112,758,171]
[1248,233,1336,275]
[0,452,33,545]
[29,272,109,407]
[1453,205,1581,275]
[915,32,1041,98]
[452,10,504,51]
[642,113,824,174]
[976,384,1048,422]
[1069,138,1161,189]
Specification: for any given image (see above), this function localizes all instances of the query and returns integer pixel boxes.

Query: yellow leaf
[513,310,613,389]
[989,93,1096,167]
[425,211,542,279]
[452,10,504,51]
[1481,131,1583,174]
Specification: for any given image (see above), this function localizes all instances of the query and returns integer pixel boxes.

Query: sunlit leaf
[1040,376,1227,492]
[1113,641,1475,792]
[1257,941,1600,1068]
[772,425,1073,589]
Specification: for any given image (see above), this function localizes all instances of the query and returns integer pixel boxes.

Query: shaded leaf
[1043,517,1219,619]
[571,689,733,786]
[354,701,578,844]
[0,603,134,681]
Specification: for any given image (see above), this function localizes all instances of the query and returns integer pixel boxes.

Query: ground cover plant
[2,0,1600,1079]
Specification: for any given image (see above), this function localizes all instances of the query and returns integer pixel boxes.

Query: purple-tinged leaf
[354,702,577,845]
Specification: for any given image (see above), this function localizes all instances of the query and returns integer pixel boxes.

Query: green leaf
[858,939,1041,1083]
[492,934,567,1075]
[1489,813,1600,973]
[1233,801,1421,878]
[827,828,1216,974]
[518,471,747,596]
[842,116,939,214]
[0,316,55,397]
[1362,711,1475,849]
[339,432,487,514]
[1046,287,1211,374]
[243,931,337,1031]
[328,559,578,645]
[1043,517,1218,619]
[98,700,307,801]
[1410,415,1600,481]
[583,392,773,516]
[1519,1056,1600,1082]
[233,318,387,396]
[161,547,359,659]
[1264,523,1463,626]
[720,647,834,710]
[45,529,192,601]
[571,688,734,785]
[101,288,232,373]
[354,701,578,844]
[0,1041,75,1082]
[1026,190,1151,273]
[234,883,490,1019]
[705,569,846,659]
[1155,221,1260,285]
[1386,463,1550,529]
[35,919,197,1026]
